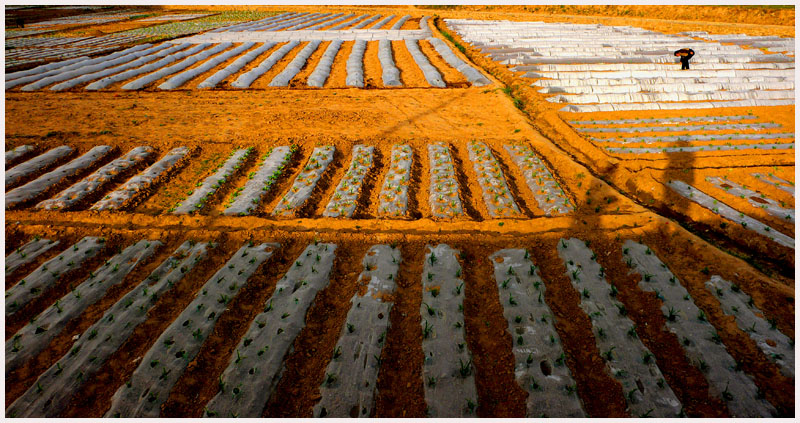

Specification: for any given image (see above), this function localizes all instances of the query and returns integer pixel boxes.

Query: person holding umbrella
[674,48,695,70]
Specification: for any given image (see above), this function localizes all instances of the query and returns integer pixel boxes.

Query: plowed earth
[4,5,795,419]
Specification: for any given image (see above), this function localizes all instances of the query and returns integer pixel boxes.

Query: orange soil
[173,4,794,36]
[322,40,353,88]
[4,5,795,419]
[391,40,428,88]
[418,39,469,88]
[362,41,384,89]
[289,40,331,87]
[436,18,794,275]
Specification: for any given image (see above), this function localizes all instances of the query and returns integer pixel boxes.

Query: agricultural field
[4,4,795,419]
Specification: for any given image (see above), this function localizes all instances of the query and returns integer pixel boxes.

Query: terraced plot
[4,6,795,420]
[7,12,489,91]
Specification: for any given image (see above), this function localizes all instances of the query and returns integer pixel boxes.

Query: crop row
[7,33,489,90]
[7,142,573,219]
[5,237,790,417]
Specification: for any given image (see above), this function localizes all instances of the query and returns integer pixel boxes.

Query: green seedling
[458,358,472,378]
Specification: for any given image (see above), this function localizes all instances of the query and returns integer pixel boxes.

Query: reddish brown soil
[4,5,795,419]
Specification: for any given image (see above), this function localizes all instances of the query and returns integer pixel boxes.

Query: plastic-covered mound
[447,19,794,111]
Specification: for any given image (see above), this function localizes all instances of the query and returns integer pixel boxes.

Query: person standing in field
[674,48,695,70]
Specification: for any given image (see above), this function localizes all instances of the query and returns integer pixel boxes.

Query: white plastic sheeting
[429,37,491,86]
[6,57,91,89]
[378,39,402,86]
[561,98,795,112]
[406,39,445,87]
[91,147,190,210]
[159,42,256,89]
[37,146,154,211]
[86,43,210,90]
[48,43,187,91]
[6,146,113,209]
[447,19,795,111]
[346,40,367,87]
[122,43,232,90]
[307,40,342,87]
[268,40,322,86]
[198,42,276,88]
[6,146,74,188]
[232,41,299,88]
[18,44,155,91]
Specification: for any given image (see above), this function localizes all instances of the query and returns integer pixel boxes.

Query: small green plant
[555,352,566,366]
[325,373,336,386]
[458,358,472,378]
[666,307,678,321]
[423,320,433,338]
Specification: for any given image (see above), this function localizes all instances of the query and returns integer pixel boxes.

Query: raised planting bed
[428,37,491,86]
[577,123,781,134]
[622,240,777,417]
[224,146,295,216]
[569,115,759,125]
[405,39,445,88]
[121,43,233,90]
[378,39,402,87]
[85,43,203,90]
[558,238,683,417]
[91,147,190,211]
[667,180,794,249]
[198,42,277,88]
[16,44,155,91]
[6,57,94,88]
[489,248,584,417]
[428,144,463,219]
[306,40,342,87]
[272,145,335,217]
[6,146,113,209]
[346,40,367,87]
[105,242,279,417]
[314,244,399,417]
[269,41,322,87]
[369,15,394,29]
[593,132,795,145]
[158,43,256,90]
[7,241,211,418]
[752,172,794,195]
[232,41,300,89]
[606,143,794,155]
[504,144,572,216]
[705,176,794,222]
[37,146,154,211]
[705,276,794,378]
[6,239,161,375]
[5,237,60,276]
[6,236,106,316]
[323,145,374,218]
[205,242,336,417]
[171,148,252,215]
[467,141,520,218]
[378,144,412,218]
[6,145,35,165]
[6,146,74,188]
[420,244,477,417]
[47,43,178,91]
[353,14,382,29]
